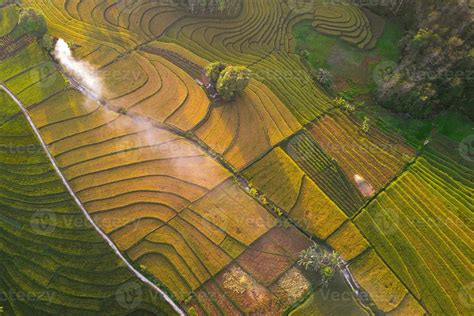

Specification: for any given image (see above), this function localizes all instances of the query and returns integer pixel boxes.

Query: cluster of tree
[205,62,251,101]
[313,68,333,88]
[174,0,242,15]
[298,244,342,287]
[17,8,47,39]
[373,0,473,118]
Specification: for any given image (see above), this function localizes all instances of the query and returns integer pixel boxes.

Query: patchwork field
[309,112,415,197]
[354,135,474,315]
[1,1,471,315]
[284,130,365,215]
[0,92,175,315]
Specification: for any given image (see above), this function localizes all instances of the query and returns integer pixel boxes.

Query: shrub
[334,97,355,112]
[18,8,47,39]
[361,116,370,134]
[314,68,333,88]
[298,244,341,287]
[40,34,54,52]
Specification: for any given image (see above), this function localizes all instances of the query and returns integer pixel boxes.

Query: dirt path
[0,82,185,316]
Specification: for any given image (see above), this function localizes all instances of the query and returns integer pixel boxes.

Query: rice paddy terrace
[0,0,472,315]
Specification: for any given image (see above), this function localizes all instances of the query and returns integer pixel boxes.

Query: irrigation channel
[66,70,381,314]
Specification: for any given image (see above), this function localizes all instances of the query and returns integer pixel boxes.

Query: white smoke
[54,38,102,97]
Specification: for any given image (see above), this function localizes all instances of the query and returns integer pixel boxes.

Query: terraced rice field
[0,22,324,313]
[311,1,378,49]
[284,130,365,215]
[354,135,474,315]
[310,112,415,197]
[160,0,334,124]
[1,1,471,315]
[243,147,347,240]
[0,91,175,315]
[243,146,425,315]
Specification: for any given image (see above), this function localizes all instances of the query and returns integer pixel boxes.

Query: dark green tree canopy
[18,8,47,39]
[215,66,251,101]
[205,61,227,85]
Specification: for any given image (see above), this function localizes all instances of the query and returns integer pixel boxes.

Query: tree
[40,34,54,52]
[298,244,342,287]
[18,8,47,39]
[216,66,251,101]
[205,61,227,85]
[334,97,355,113]
[376,0,473,119]
[314,68,332,88]
[361,116,370,134]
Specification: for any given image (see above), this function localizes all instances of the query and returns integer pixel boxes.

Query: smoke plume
[54,38,102,97]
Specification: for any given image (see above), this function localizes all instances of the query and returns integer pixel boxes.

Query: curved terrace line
[0,82,185,316]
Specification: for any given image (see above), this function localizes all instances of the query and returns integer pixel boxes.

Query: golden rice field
[1,0,471,315]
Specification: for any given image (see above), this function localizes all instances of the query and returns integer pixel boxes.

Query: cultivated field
[0,91,175,315]
[354,135,474,315]
[1,1,471,315]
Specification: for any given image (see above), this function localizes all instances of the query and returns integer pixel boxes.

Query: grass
[293,20,402,70]
[0,5,18,37]
[372,107,474,147]
[293,19,403,100]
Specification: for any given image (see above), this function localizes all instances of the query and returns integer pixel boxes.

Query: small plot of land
[354,135,474,315]
[243,147,347,240]
[289,273,369,316]
[284,130,364,215]
[195,79,302,170]
[309,112,415,196]
[185,226,314,315]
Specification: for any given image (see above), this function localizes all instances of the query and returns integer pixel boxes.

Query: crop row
[0,100,175,314]
[354,136,473,315]
[284,130,365,215]
[310,112,414,196]
[312,2,374,49]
